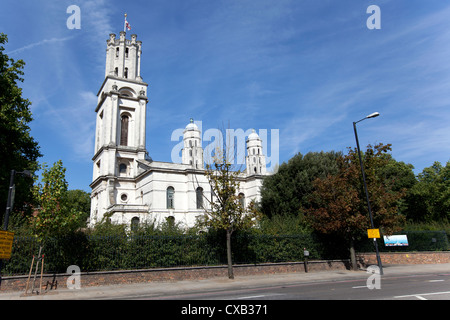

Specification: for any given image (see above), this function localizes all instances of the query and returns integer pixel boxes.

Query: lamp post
[1,169,33,288]
[2,169,33,231]
[353,112,383,275]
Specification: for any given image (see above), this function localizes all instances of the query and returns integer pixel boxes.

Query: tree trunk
[349,238,358,271]
[226,229,234,279]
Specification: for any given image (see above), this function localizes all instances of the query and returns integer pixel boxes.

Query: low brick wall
[0,260,349,293]
[357,251,450,265]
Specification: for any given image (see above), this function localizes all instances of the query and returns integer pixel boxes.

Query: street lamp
[353,112,384,275]
[1,169,33,288]
[2,169,33,231]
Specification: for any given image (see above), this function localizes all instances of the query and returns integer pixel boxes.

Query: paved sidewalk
[1,263,449,300]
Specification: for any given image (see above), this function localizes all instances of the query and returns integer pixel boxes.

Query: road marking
[352,286,368,289]
[236,293,284,300]
[394,291,450,299]
[428,280,444,282]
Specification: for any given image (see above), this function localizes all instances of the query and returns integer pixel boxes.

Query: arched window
[124,67,128,79]
[196,187,204,209]
[167,187,175,209]
[119,163,127,175]
[125,48,129,58]
[166,216,175,227]
[238,193,245,208]
[131,217,140,231]
[116,47,119,57]
[120,115,129,146]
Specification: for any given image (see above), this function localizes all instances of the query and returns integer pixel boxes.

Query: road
[134,272,450,300]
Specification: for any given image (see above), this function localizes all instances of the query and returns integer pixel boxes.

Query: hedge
[2,230,448,276]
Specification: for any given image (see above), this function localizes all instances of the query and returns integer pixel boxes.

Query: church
[89,32,269,228]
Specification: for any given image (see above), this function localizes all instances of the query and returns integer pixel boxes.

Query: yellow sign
[367,229,380,239]
[0,230,15,259]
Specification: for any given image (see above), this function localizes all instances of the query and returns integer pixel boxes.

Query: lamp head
[366,112,380,119]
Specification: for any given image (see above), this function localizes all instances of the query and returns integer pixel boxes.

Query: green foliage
[31,160,84,241]
[202,152,260,234]
[260,151,341,218]
[406,161,450,223]
[0,33,41,221]
[306,143,406,239]
[65,189,91,228]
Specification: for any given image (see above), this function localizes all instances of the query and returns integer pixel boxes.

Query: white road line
[428,280,444,282]
[352,286,368,289]
[236,293,285,300]
[394,291,450,299]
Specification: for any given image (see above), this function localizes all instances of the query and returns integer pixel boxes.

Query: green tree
[306,143,406,269]
[0,33,41,222]
[200,147,261,279]
[31,160,84,241]
[407,161,450,223]
[65,189,91,228]
[259,151,341,218]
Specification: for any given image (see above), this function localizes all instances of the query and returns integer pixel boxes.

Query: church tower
[90,32,149,224]
[246,130,266,175]
[182,118,204,169]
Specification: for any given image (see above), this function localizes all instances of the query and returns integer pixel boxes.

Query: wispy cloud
[5,36,75,55]
[43,91,97,161]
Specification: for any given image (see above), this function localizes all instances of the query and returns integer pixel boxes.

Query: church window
[124,67,128,79]
[119,163,127,175]
[189,150,192,157]
[116,47,119,57]
[131,217,139,232]
[238,193,245,208]
[114,67,118,77]
[166,216,175,227]
[120,115,129,146]
[125,48,129,58]
[196,187,204,209]
[167,187,175,209]
[120,193,128,202]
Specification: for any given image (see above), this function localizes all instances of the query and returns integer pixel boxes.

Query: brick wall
[357,251,450,265]
[0,260,348,293]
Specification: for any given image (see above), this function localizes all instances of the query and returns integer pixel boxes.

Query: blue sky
[2,0,450,192]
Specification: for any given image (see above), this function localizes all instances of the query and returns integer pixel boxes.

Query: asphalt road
[138,272,450,300]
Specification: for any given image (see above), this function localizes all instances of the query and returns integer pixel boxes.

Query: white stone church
[89,32,269,228]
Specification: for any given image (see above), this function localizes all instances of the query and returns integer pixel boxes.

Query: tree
[407,161,450,223]
[31,160,84,241]
[65,189,91,229]
[306,143,406,269]
[0,33,41,222]
[200,147,261,279]
[259,151,341,218]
